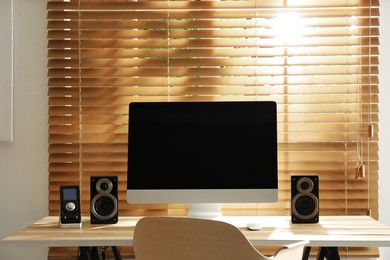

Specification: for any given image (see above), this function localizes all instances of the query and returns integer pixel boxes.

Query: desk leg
[78,246,121,260]
[111,246,122,260]
[302,246,311,260]
[317,247,341,260]
[78,247,100,260]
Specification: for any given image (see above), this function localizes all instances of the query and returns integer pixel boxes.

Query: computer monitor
[127,101,278,219]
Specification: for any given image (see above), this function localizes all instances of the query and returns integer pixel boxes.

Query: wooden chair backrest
[133,216,308,260]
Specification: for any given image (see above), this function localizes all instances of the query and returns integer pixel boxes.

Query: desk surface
[2,215,390,248]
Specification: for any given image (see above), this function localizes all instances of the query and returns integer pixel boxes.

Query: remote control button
[65,202,76,212]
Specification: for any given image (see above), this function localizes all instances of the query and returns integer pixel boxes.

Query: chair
[133,216,309,260]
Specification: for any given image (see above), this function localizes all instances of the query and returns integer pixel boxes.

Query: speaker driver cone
[91,193,118,220]
[292,193,319,220]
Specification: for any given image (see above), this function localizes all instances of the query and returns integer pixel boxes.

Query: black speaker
[90,176,118,224]
[291,175,319,223]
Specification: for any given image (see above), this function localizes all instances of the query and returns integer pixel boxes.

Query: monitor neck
[187,203,222,219]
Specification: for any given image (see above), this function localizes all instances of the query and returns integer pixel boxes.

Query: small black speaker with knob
[291,175,319,223]
[90,176,118,224]
[60,186,82,228]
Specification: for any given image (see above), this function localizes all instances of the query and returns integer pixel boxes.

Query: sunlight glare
[273,13,305,45]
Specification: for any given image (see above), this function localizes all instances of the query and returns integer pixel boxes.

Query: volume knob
[65,202,76,212]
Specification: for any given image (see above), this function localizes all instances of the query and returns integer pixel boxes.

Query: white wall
[378,0,390,259]
[0,1,389,259]
[0,0,14,142]
[0,0,48,259]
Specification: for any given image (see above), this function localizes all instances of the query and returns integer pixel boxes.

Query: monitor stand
[187,203,222,219]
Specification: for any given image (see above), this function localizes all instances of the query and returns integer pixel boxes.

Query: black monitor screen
[127,101,278,191]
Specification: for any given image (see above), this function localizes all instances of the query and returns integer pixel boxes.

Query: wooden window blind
[47,0,380,258]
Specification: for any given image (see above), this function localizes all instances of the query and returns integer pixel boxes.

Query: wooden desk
[2,215,390,260]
